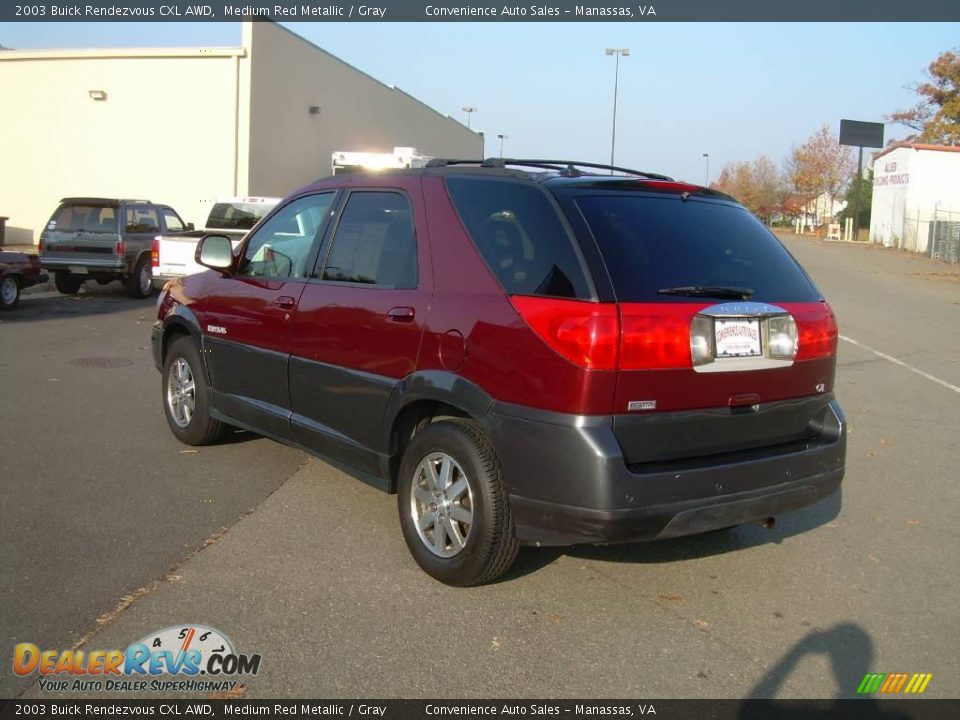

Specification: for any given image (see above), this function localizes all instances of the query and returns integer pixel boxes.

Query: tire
[0,275,21,310]
[95,277,112,286]
[127,255,153,298]
[398,419,519,586]
[162,336,226,446]
[54,271,84,295]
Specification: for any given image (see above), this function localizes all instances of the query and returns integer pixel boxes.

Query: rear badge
[628,400,657,412]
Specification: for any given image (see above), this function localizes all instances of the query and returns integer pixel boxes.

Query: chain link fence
[885,207,960,263]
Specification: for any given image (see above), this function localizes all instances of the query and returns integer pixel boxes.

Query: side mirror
[196,234,234,272]
[186,222,195,231]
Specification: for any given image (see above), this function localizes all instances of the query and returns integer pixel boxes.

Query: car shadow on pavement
[217,427,260,445]
[504,488,843,581]
[3,284,159,323]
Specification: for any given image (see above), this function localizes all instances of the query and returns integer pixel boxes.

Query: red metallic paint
[162,174,838,421]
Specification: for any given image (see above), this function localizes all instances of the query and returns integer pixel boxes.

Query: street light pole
[605,48,629,171]
[497,134,508,158]
[462,106,478,129]
[703,153,710,187]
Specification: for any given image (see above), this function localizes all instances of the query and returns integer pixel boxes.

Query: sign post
[839,120,885,242]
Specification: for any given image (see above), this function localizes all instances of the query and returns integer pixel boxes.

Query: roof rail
[425,158,673,181]
[59,197,153,205]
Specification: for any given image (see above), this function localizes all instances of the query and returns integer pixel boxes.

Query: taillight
[151,238,160,267]
[620,304,705,370]
[510,296,619,370]
[39,238,45,256]
[513,298,836,372]
[115,239,126,257]
[787,302,838,360]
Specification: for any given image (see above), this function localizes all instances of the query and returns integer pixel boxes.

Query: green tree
[838,168,873,229]
[889,49,960,145]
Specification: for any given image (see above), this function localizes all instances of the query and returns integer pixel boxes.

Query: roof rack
[60,197,153,204]
[425,158,673,181]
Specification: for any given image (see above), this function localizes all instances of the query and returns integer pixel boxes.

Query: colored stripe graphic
[857,673,885,694]
[858,672,933,694]
[915,674,933,694]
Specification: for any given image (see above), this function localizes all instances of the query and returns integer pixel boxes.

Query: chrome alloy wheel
[166,357,196,428]
[410,452,474,558]
[1,277,17,306]
[138,262,152,295]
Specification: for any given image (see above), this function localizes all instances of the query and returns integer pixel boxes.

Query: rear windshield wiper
[657,285,754,299]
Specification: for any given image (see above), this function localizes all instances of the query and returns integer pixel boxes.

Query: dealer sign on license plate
[715,318,762,358]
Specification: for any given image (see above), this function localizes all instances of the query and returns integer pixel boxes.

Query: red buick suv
[152,159,845,586]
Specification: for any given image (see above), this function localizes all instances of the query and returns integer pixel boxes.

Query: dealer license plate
[715,318,761,358]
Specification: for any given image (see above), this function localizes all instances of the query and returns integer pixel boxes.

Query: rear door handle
[387,307,416,322]
[275,296,296,310]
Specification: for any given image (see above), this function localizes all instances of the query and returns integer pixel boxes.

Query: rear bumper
[485,396,846,546]
[41,257,126,273]
[152,272,179,289]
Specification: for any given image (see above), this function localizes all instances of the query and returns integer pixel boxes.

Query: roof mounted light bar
[425,158,673,181]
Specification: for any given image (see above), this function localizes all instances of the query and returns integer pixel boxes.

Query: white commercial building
[869,143,960,257]
[0,21,481,246]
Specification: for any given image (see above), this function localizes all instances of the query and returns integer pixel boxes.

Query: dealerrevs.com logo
[14,625,261,693]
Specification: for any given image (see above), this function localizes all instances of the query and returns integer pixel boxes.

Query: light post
[497,133,509,158]
[605,48,629,170]
[462,106,478,129]
[702,153,710,187]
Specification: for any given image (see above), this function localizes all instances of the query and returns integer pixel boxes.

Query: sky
[3,21,957,183]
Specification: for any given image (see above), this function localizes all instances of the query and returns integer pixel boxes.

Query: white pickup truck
[151,196,280,288]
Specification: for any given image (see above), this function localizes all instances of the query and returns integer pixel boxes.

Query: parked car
[152,196,280,290]
[39,198,190,298]
[0,251,48,310]
[152,159,846,586]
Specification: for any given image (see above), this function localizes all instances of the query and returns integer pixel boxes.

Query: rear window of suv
[574,193,822,303]
[49,204,117,232]
[446,177,592,299]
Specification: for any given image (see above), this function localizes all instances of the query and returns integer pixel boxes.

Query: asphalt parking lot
[2,235,959,700]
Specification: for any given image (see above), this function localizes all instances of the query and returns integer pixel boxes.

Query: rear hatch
[555,182,839,465]
[41,200,121,265]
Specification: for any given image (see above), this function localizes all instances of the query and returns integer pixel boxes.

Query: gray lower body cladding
[484,396,845,546]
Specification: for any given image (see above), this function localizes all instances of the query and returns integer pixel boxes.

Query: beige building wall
[245,22,482,197]
[0,22,480,246]
[0,48,247,244]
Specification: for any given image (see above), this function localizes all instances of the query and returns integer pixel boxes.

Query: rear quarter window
[125,207,160,234]
[446,177,592,299]
[574,194,822,303]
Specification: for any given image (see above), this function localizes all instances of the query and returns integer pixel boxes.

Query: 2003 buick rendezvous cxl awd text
[151,159,846,586]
